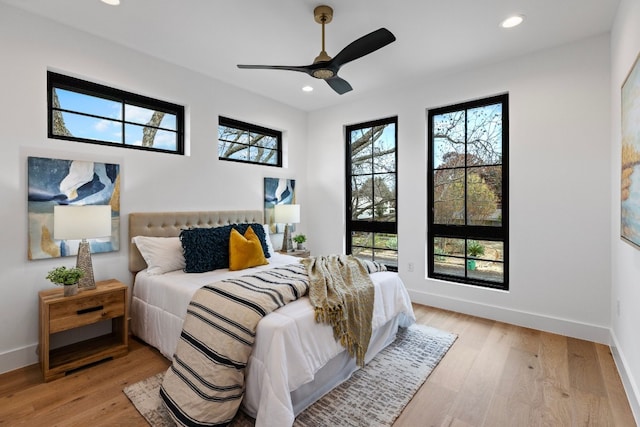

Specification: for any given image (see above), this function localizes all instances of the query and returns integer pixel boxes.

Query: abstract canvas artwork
[621,54,640,249]
[27,156,120,260]
[264,177,296,233]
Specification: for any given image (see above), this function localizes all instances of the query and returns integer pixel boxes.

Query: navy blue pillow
[179,223,270,273]
[180,225,233,273]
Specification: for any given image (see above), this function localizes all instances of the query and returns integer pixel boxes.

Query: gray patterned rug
[123,324,456,427]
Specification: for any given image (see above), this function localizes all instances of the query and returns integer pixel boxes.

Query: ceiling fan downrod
[312,5,335,78]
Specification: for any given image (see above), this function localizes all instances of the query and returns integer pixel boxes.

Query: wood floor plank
[595,344,637,427]
[567,338,607,397]
[0,305,635,427]
[446,321,514,425]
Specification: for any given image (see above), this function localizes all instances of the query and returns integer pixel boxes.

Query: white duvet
[131,253,415,427]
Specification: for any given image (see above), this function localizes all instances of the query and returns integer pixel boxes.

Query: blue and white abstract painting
[27,156,120,260]
[264,177,296,234]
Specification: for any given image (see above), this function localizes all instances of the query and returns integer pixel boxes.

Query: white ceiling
[2,0,620,111]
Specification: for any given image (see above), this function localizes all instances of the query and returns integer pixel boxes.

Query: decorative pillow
[232,223,271,258]
[180,225,233,273]
[261,224,276,257]
[132,236,185,275]
[229,226,268,271]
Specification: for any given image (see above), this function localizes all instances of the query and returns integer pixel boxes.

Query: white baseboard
[408,289,611,344]
[610,331,640,425]
[0,343,38,375]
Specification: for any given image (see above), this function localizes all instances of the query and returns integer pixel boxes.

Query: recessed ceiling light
[500,15,524,29]
[302,86,314,92]
[101,0,120,5]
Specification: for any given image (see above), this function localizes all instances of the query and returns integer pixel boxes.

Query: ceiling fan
[237,5,396,95]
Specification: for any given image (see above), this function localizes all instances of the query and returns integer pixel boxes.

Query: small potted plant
[292,234,307,250]
[46,266,84,296]
[466,241,485,271]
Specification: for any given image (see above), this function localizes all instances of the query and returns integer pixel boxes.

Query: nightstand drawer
[49,290,125,333]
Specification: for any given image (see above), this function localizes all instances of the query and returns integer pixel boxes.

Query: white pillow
[262,224,276,257]
[132,236,185,275]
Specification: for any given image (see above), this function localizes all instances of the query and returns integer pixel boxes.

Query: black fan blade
[326,76,353,95]
[237,64,312,75]
[331,28,395,69]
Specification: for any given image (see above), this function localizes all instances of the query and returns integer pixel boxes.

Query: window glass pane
[433,168,465,225]
[218,126,250,144]
[468,240,503,262]
[374,233,397,250]
[466,170,500,226]
[351,175,373,220]
[433,111,465,169]
[374,248,398,268]
[467,260,504,283]
[252,134,278,149]
[54,88,122,119]
[467,103,502,166]
[124,124,177,151]
[352,231,373,247]
[434,237,465,258]
[248,147,278,164]
[124,106,177,131]
[55,111,120,142]
[351,128,373,175]
[226,145,250,161]
[374,173,396,222]
[433,255,465,277]
[373,123,396,173]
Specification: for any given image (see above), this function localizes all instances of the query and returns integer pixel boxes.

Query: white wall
[307,35,612,343]
[0,4,308,373]
[610,0,640,419]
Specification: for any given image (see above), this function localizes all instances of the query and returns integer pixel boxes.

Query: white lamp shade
[54,205,112,240]
[274,204,300,224]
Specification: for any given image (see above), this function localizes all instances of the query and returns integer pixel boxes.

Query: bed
[128,210,415,427]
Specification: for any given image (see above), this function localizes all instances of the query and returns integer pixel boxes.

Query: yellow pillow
[229,226,268,271]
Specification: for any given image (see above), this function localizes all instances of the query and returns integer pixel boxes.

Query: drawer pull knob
[77,305,103,315]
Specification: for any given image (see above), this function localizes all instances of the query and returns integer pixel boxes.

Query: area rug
[123,324,456,427]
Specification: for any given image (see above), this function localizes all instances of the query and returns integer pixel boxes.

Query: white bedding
[131,252,415,426]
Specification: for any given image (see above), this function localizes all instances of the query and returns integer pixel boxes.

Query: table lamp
[54,205,112,290]
[274,204,300,252]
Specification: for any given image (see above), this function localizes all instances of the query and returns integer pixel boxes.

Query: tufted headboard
[128,210,263,274]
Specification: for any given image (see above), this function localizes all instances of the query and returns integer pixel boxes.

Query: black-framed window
[346,116,398,271]
[47,71,184,154]
[428,94,509,290]
[218,116,282,167]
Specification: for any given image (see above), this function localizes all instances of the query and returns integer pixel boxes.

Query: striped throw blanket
[160,263,309,427]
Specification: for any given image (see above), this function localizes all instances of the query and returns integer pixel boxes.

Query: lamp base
[76,239,96,290]
[282,224,294,252]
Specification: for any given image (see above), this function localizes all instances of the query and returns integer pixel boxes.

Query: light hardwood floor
[0,304,636,426]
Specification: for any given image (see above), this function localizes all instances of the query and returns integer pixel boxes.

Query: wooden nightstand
[279,249,310,258]
[38,279,129,382]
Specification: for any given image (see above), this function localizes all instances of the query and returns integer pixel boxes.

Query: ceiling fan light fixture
[312,69,335,79]
[500,15,524,28]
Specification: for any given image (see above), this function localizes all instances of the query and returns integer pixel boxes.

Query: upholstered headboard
[128,210,263,274]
